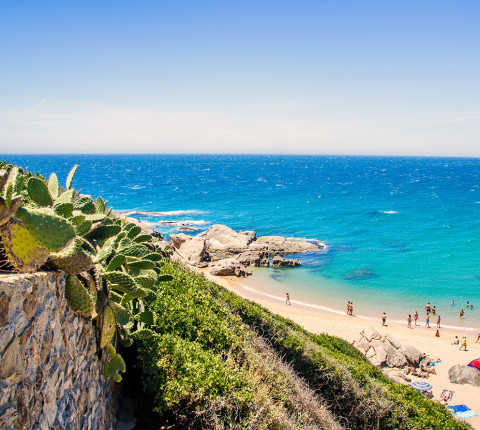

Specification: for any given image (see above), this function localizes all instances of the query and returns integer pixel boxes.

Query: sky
[1,1,479,156]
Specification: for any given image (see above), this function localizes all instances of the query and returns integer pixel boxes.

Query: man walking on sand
[286,293,291,305]
[382,312,386,326]
[459,336,467,351]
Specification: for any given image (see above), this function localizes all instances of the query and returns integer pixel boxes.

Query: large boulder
[169,234,210,267]
[448,365,480,387]
[209,258,252,278]
[271,256,301,267]
[236,251,269,267]
[400,344,425,368]
[198,225,253,257]
[250,236,324,255]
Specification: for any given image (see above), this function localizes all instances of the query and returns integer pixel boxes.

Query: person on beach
[407,314,412,328]
[467,301,470,308]
[425,314,430,328]
[414,311,418,326]
[286,293,291,305]
[349,302,353,316]
[425,303,431,314]
[460,309,464,318]
[452,336,459,345]
[451,299,455,305]
[436,315,441,328]
[435,330,440,337]
[432,306,436,315]
[382,312,386,326]
[347,301,350,314]
[459,336,467,351]
[476,332,480,343]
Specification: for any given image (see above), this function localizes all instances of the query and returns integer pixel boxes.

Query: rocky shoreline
[119,216,327,278]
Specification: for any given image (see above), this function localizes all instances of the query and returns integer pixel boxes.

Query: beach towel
[448,405,478,418]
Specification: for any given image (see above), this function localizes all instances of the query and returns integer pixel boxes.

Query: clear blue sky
[1,1,479,155]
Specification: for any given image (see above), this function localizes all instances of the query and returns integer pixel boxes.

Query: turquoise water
[3,154,480,328]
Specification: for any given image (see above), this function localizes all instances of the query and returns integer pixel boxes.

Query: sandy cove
[198,270,480,429]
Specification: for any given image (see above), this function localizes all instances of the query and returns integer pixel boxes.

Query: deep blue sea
[3,154,480,329]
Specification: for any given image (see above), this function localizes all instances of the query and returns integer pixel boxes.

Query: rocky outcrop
[249,236,325,255]
[235,251,270,267]
[448,365,480,387]
[271,256,301,267]
[116,215,163,239]
[209,258,252,277]
[353,329,425,368]
[197,225,255,258]
[169,233,210,267]
[0,272,118,430]
[178,226,200,232]
[168,224,326,277]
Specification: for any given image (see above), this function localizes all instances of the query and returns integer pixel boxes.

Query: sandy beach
[201,270,480,429]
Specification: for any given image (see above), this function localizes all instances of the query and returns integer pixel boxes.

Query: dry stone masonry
[0,272,118,430]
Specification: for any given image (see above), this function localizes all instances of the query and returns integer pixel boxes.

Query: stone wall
[0,272,118,430]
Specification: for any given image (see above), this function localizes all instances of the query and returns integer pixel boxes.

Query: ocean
[3,154,480,329]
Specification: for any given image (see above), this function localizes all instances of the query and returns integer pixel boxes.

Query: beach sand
[201,270,480,429]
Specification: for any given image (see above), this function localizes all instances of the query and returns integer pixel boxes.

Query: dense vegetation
[0,161,468,429]
[134,260,469,429]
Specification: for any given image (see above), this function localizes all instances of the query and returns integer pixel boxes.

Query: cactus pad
[55,189,75,205]
[65,275,95,319]
[103,271,148,298]
[100,305,116,349]
[106,254,126,271]
[73,196,96,214]
[119,244,150,258]
[0,219,49,272]
[133,234,152,243]
[47,173,59,199]
[27,177,53,207]
[127,226,141,239]
[108,301,131,326]
[65,164,78,190]
[52,246,93,274]
[0,195,22,226]
[15,207,76,251]
[103,343,126,383]
[53,202,74,218]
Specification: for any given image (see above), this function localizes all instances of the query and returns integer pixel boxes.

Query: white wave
[382,211,398,214]
[129,185,146,190]
[152,220,208,227]
[239,285,479,332]
[116,209,206,217]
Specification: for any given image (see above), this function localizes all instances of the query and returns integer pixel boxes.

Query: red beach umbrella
[468,358,480,371]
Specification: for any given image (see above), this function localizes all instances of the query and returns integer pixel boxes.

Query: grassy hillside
[133,259,468,429]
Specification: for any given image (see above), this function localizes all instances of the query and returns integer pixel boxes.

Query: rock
[178,226,200,232]
[343,268,376,280]
[385,334,401,350]
[387,351,408,368]
[363,328,380,342]
[399,344,425,368]
[271,256,301,267]
[356,339,370,353]
[370,345,387,367]
[236,251,264,267]
[0,292,10,327]
[239,230,257,243]
[209,258,252,277]
[250,236,324,255]
[169,234,210,266]
[198,225,252,257]
[0,338,23,381]
[448,365,480,387]
[366,347,376,358]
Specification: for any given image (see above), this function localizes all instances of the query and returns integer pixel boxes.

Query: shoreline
[196,268,480,428]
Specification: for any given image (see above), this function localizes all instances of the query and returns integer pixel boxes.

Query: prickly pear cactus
[99,305,116,349]
[0,218,49,272]
[64,275,95,319]
[103,343,126,382]
[27,177,53,207]
[51,241,94,274]
[0,195,22,226]
[15,207,76,251]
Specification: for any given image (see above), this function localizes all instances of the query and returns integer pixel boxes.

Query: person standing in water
[436,315,441,328]
[425,314,430,328]
[286,293,291,305]
[414,311,418,327]
[382,312,387,326]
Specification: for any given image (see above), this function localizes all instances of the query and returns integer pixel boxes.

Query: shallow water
[3,154,480,328]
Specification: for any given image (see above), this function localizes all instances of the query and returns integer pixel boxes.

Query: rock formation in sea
[169,224,326,277]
